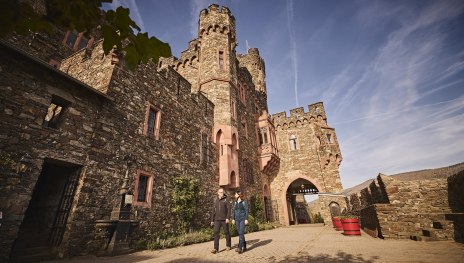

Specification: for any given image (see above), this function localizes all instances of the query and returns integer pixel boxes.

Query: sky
[107,0,464,189]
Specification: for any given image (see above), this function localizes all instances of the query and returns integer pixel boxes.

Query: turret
[237,48,267,97]
[198,4,237,85]
[197,5,240,189]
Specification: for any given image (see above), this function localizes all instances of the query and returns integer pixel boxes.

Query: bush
[133,219,278,251]
[313,212,324,223]
[145,228,214,250]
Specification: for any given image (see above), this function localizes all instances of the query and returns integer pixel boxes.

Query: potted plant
[340,214,361,236]
[332,216,343,231]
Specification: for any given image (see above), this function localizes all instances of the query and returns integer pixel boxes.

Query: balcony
[258,143,280,175]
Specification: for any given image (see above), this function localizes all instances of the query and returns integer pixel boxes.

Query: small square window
[42,96,70,129]
[134,171,154,207]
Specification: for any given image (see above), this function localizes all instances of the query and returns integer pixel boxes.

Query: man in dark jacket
[210,188,231,253]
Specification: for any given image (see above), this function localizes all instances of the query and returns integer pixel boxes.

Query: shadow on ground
[268,251,380,263]
[165,251,379,263]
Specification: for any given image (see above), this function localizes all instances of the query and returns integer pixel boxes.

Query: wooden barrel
[342,218,361,235]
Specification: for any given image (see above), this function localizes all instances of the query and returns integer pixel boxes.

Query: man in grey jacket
[210,188,231,253]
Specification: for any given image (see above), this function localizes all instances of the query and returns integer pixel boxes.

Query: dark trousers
[213,220,231,250]
[237,219,246,249]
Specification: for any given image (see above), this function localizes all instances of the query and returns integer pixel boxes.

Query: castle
[0,4,345,261]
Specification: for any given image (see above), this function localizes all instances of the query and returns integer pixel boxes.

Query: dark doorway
[329,202,341,217]
[286,178,318,225]
[264,196,272,222]
[11,160,81,261]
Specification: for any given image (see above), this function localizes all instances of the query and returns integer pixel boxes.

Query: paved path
[47,224,464,263]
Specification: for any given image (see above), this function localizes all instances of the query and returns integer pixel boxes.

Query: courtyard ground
[46,224,464,263]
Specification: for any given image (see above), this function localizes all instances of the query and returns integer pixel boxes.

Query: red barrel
[332,217,343,231]
[342,218,361,235]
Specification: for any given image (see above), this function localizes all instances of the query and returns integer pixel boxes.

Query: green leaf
[101,24,121,54]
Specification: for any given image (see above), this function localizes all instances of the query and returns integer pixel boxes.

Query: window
[289,134,297,151]
[144,103,161,139]
[218,50,224,69]
[262,128,268,144]
[43,96,70,129]
[64,31,79,49]
[63,31,89,51]
[258,128,263,145]
[231,99,236,119]
[241,119,247,138]
[201,133,208,163]
[258,128,268,145]
[327,134,332,144]
[134,171,154,207]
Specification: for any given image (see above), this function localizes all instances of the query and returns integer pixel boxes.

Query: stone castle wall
[0,36,217,259]
[352,164,464,240]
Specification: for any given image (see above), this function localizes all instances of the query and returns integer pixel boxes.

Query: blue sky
[108,0,464,189]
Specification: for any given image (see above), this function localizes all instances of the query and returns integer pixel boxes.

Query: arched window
[329,202,341,217]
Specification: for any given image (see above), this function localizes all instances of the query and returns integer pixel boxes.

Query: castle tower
[271,102,343,225]
[237,48,267,111]
[198,4,240,188]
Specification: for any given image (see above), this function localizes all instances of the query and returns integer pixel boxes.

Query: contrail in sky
[286,0,299,107]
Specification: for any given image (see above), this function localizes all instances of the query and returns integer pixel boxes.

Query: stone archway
[281,176,322,226]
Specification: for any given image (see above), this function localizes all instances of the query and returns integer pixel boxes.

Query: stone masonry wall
[0,36,217,260]
[0,43,108,261]
[270,103,343,224]
[356,167,464,240]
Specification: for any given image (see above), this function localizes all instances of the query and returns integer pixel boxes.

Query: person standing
[210,188,231,254]
[232,190,249,254]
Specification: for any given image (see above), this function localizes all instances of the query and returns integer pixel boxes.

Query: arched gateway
[285,178,319,225]
[270,103,346,226]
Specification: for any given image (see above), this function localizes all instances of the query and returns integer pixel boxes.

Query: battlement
[200,4,232,17]
[272,102,328,126]
[198,4,236,45]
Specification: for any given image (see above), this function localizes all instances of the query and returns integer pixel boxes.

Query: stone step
[422,228,453,241]
[10,246,56,263]
[410,234,435,242]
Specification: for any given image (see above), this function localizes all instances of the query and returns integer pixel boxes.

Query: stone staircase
[411,213,464,242]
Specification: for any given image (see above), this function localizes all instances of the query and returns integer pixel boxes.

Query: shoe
[226,246,231,251]
[235,248,241,252]
[238,248,243,254]
[211,249,218,254]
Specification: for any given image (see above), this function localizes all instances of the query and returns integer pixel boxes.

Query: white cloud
[286,0,299,107]
[331,1,464,188]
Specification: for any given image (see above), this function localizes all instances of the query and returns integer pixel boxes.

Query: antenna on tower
[246,40,250,51]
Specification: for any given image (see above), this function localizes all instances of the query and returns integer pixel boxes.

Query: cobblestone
[45,224,464,263]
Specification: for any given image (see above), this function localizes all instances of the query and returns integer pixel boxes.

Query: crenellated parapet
[198,4,236,48]
[273,102,328,128]
[273,102,342,170]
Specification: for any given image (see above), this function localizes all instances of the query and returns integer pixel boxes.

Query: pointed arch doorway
[285,178,319,225]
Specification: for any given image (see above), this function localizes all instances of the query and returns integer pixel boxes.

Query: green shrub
[137,219,277,251]
[313,212,324,223]
[172,176,200,233]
